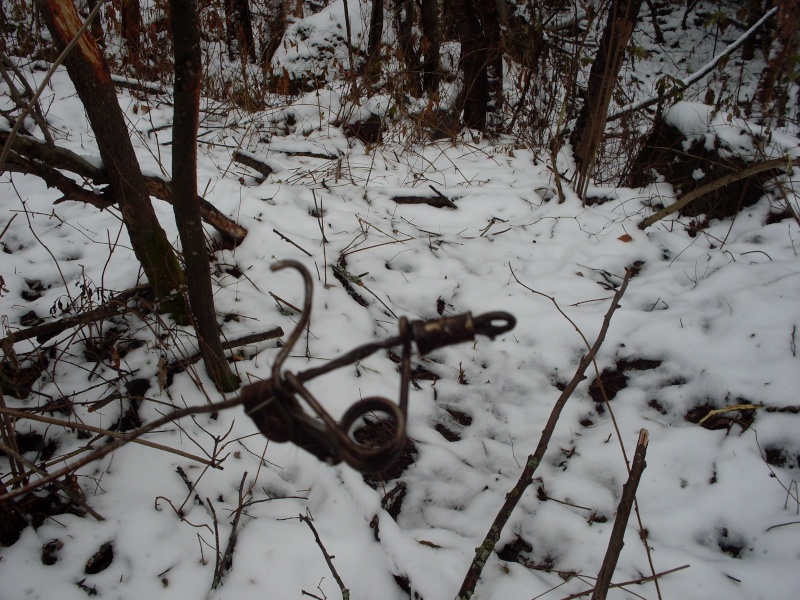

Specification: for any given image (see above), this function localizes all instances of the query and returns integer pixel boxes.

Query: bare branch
[454,267,634,600]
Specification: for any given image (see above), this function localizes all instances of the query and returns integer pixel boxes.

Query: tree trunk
[741,0,764,61]
[756,0,799,122]
[224,0,256,63]
[365,0,384,80]
[261,0,287,70]
[84,0,105,48]
[475,0,502,117]
[170,0,240,392]
[120,0,141,67]
[394,0,420,95]
[447,0,488,131]
[35,0,188,316]
[570,0,644,200]
[420,0,440,93]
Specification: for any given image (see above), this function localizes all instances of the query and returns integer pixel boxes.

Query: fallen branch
[0,129,247,246]
[0,394,243,502]
[1,285,153,347]
[3,286,153,347]
[0,438,105,521]
[110,74,168,95]
[591,429,649,600]
[638,156,798,229]
[454,266,634,600]
[233,150,273,179]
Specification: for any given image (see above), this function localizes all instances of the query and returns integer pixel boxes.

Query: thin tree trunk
[120,0,141,67]
[756,0,799,119]
[394,0,420,95]
[420,0,440,93]
[571,0,644,200]
[35,0,188,317]
[741,0,763,61]
[261,0,287,70]
[170,0,240,392]
[448,0,488,131]
[224,0,256,62]
[366,0,384,79]
[476,0,502,117]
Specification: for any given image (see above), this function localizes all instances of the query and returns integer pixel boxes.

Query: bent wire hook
[241,260,515,473]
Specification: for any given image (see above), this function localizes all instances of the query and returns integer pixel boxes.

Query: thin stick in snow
[454,266,634,600]
[591,429,649,600]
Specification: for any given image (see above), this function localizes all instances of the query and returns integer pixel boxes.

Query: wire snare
[241,260,515,473]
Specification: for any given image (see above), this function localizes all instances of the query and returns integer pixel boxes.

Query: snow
[2,2,800,600]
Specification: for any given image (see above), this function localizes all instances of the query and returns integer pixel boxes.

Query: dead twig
[454,266,634,600]
[561,564,690,600]
[212,472,251,589]
[1,285,153,346]
[0,395,243,503]
[299,512,350,600]
[0,407,218,468]
[273,228,313,257]
[168,327,284,376]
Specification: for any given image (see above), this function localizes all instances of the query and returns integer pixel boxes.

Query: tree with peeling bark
[170,0,240,392]
[570,0,644,200]
[34,0,188,317]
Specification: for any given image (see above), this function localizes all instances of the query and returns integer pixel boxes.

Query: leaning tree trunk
[570,0,644,200]
[420,0,440,93]
[35,0,188,316]
[170,0,240,393]
[447,0,489,131]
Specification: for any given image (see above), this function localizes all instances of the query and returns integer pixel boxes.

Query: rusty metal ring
[473,311,516,339]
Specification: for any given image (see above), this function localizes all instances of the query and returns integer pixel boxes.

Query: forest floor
[1,1,799,599]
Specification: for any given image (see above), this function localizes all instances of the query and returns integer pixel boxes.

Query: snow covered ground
[2,2,800,599]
